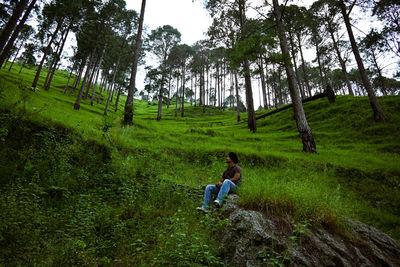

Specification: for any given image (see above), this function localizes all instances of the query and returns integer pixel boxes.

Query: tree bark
[234,70,241,122]
[8,40,23,71]
[45,24,70,91]
[273,0,316,153]
[0,0,36,67]
[74,53,94,110]
[339,0,386,121]
[328,27,354,96]
[32,19,63,88]
[63,61,77,94]
[0,0,29,54]
[258,58,268,109]
[124,0,146,124]
[239,0,256,132]
[297,33,312,97]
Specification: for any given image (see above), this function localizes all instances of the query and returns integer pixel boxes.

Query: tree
[0,0,37,68]
[147,25,181,121]
[272,0,317,153]
[18,42,36,73]
[124,0,146,124]
[338,0,386,121]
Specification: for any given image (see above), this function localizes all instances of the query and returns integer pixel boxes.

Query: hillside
[1,64,400,265]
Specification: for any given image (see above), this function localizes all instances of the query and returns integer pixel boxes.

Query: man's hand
[216,181,223,188]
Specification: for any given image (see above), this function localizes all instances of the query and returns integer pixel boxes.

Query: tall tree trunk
[0,0,36,67]
[105,56,121,116]
[124,0,146,124]
[181,64,185,117]
[273,0,316,153]
[175,74,179,117]
[0,0,29,54]
[238,0,256,132]
[114,87,121,112]
[32,19,63,88]
[328,28,354,96]
[74,52,95,110]
[339,0,386,121]
[45,24,70,91]
[258,58,268,109]
[157,69,165,121]
[297,34,312,97]
[97,74,107,104]
[288,31,305,99]
[63,61,77,94]
[90,57,103,105]
[371,52,387,95]
[315,42,326,92]
[84,56,98,99]
[234,70,241,122]
[69,60,85,96]
[167,70,172,108]
[8,40,23,71]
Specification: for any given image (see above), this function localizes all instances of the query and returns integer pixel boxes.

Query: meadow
[1,63,399,264]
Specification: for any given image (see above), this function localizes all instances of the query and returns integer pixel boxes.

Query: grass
[1,62,400,264]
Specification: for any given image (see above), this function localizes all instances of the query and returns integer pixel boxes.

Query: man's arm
[230,172,241,183]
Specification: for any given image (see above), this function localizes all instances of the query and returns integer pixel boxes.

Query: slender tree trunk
[84,56,98,99]
[329,29,354,96]
[371,52,387,95]
[90,57,103,105]
[45,24,70,91]
[234,70,241,122]
[167,70,172,108]
[315,42,326,92]
[339,0,386,121]
[157,68,165,121]
[238,0,256,132]
[0,0,29,54]
[297,34,312,97]
[74,52,95,110]
[273,0,316,153]
[43,32,64,89]
[175,74,179,117]
[114,87,121,112]
[69,60,85,96]
[98,74,107,104]
[18,60,26,73]
[63,62,76,94]
[0,0,36,67]
[288,31,305,99]
[181,64,185,117]
[124,0,146,124]
[258,58,268,109]
[105,55,122,116]
[8,41,23,71]
[32,19,63,88]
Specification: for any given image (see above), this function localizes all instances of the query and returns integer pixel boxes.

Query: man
[197,152,242,213]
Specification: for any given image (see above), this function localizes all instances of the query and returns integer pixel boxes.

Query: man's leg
[215,180,237,204]
[202,184,219,209]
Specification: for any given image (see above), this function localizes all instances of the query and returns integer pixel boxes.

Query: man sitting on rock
[197,152,242,213]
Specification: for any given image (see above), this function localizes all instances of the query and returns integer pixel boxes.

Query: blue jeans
[202,179,237,208]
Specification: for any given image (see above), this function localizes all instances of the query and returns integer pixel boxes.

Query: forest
[0,0,399,265]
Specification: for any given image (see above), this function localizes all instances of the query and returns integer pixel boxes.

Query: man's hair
[228,152,239,164]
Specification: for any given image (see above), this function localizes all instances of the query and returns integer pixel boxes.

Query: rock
[218,195,400,267]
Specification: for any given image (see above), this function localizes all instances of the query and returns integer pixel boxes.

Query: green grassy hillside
[1,63,399,264]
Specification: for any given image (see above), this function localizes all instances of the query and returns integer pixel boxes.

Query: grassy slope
[1,63,400,263]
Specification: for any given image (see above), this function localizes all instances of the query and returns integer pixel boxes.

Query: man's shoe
[214,199,222,207]
[196,206,209,213]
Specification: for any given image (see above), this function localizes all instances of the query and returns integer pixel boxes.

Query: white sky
[125,0,212,102]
